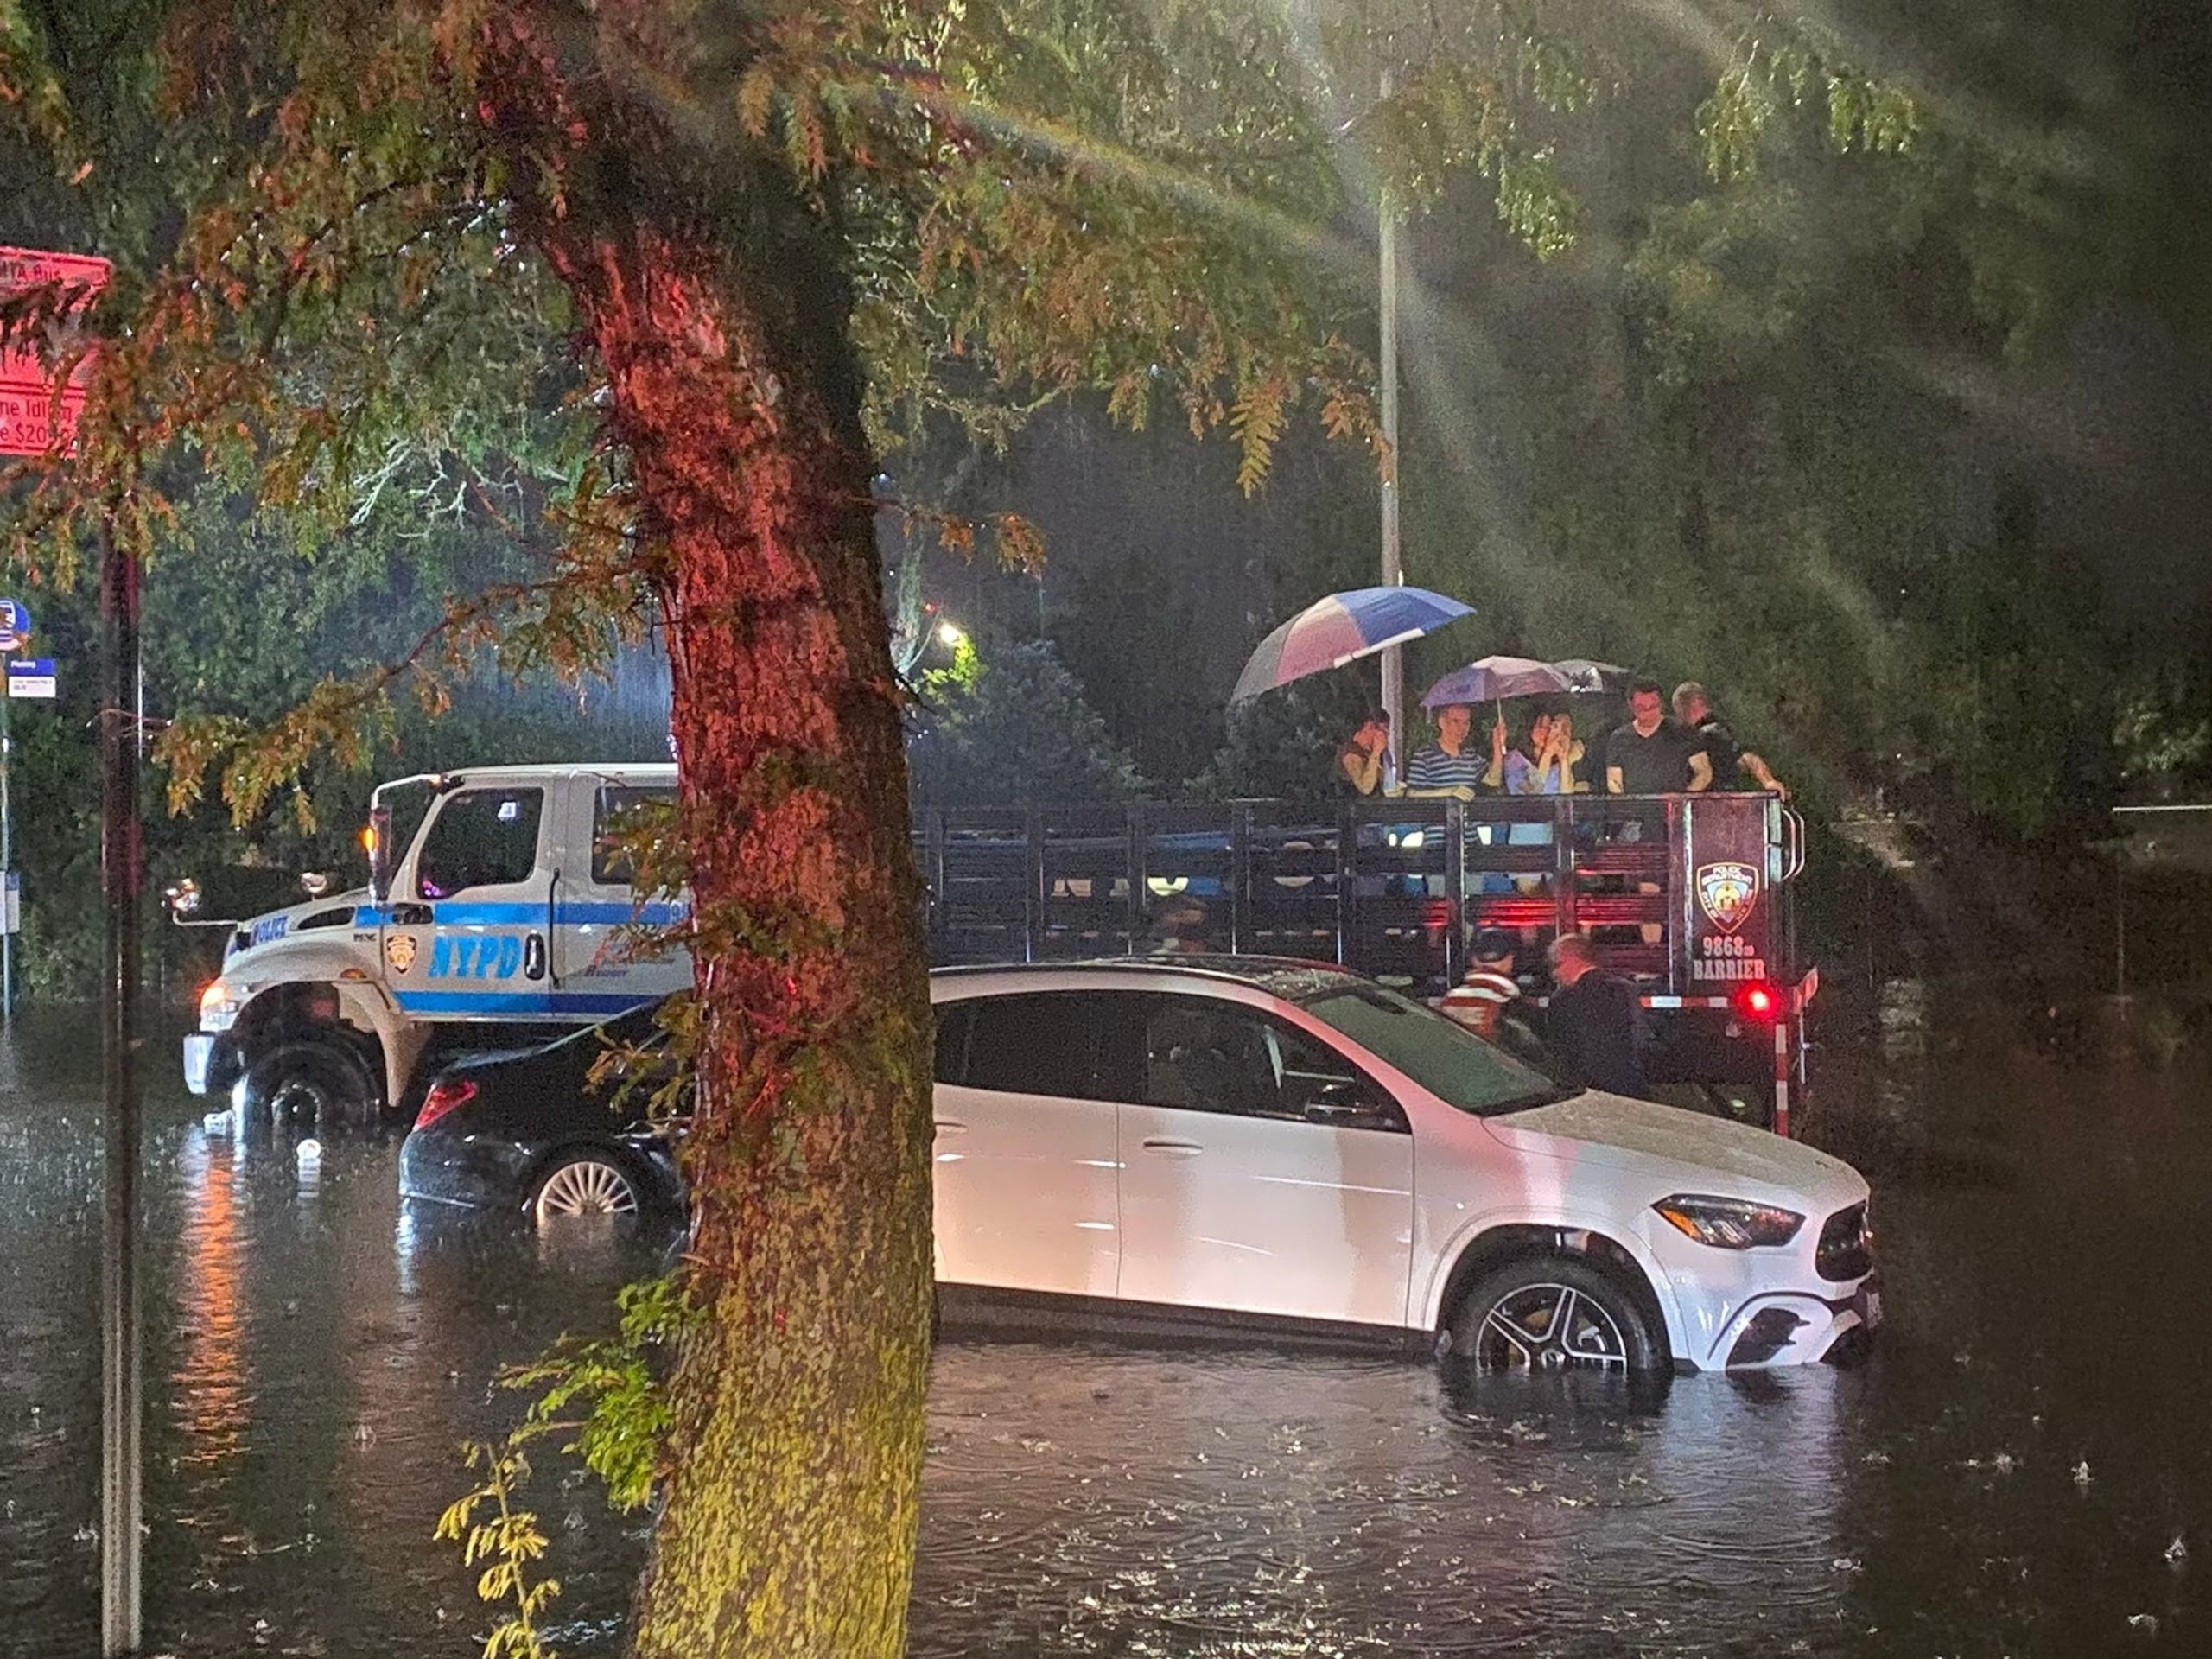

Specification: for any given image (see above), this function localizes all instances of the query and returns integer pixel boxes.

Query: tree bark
[473,16,936,1657]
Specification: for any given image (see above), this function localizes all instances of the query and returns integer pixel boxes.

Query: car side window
[593,785,676,886]
[932,1001,973,1086]
[1267,1019,1408,1132]
[417,788,544,899]
[1138,995,1404,1130]
[1141,998,1279,1117]
[959,993,1097,1099]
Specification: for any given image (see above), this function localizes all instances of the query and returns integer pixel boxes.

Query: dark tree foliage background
[926,0,2212,851]
[906,632,1146,806]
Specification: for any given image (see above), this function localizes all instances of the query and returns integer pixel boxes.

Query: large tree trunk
[474,17,936,1657]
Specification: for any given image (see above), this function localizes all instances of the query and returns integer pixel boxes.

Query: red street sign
[0,245,111,458]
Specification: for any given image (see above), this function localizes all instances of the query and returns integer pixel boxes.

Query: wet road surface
[4,988,2209,1656]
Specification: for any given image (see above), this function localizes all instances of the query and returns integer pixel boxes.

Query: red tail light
[416,1077,478,1130]
[1734,982,1782,1023]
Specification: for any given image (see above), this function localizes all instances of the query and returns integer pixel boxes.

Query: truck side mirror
[365,805,394,905]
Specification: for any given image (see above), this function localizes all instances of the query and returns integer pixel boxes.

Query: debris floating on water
[2128,1612,2158,1634]
[2074,1460,2094,1489]
[2167,1535,2188,1565]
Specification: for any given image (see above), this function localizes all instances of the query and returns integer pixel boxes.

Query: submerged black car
[397,1001,683,1224]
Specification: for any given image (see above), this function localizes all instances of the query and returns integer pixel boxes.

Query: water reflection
[1,993,2210,1656]
[172,1132,251,1468]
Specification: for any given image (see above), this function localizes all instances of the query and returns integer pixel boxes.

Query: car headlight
[198,978,245,1033]
[1653,1194,1805,1249]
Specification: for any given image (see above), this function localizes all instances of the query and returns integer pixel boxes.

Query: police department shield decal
[385,932,417,975]
[1697,861,1758,935]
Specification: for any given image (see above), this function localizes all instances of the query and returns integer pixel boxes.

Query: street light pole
[99,512,143,1657]
[1377,73,1405,776]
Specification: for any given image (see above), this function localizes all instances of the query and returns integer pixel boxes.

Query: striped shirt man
[1440,966,1521,1037]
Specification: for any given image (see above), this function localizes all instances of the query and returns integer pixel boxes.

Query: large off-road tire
[1447,1254,1666,1374]
[233,1040,382,1134]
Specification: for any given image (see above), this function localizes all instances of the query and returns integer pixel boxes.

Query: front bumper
[183,1033,214,1096]
[184,1031,254,1099]
[1701,1272,1882,1368]
[1647,1206,1880,1370]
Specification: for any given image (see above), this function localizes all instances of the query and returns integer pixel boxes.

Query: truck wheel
[235,1041,381,1134]
[1447,1255,1664,1374]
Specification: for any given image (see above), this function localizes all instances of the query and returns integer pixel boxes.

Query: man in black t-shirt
[1672,681,1787,796]
[1605,677,1713,796]
[1602,677,1706,944]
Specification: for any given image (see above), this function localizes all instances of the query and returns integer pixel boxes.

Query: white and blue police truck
[181,764,688,1123]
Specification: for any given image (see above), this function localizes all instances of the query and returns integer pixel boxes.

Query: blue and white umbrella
[1230,586,1473,703]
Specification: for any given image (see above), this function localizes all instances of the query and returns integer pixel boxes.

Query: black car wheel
[235,1040,380,1133]
[529,1150,645,1224]
[1449,1255,1663,1374]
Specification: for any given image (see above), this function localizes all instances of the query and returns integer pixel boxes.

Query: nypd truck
[183,765,687,1123]
[188,764,1813,1134]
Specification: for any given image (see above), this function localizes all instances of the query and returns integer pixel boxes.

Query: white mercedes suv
[929,958,1878,1371]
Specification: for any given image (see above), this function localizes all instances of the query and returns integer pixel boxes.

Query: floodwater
[4,987,2211,1656]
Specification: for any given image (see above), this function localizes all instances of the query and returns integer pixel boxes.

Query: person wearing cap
[1440,931,1523,1038]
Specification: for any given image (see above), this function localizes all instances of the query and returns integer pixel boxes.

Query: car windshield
[1296,981,1567,1117]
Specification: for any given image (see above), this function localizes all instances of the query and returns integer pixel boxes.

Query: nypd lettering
[429,933,527,979]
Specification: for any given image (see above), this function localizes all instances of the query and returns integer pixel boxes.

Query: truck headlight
[198,978,244,1033]
[1653,1194,1805,1249]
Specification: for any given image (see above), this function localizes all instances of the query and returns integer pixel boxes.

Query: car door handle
[1141,1137,1204,1156]
[932,1119,967,1135]
[523,933,547,981]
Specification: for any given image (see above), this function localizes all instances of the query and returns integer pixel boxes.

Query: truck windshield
[1296,982,1566,1117]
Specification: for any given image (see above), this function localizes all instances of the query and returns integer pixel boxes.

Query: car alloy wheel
[532,1155,641,1223]
[1451,1256,1661,1374]
[1474,1281,1629,1371]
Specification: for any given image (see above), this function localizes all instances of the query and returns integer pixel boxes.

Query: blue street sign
[0,599,27,652]
[5,658,54,699]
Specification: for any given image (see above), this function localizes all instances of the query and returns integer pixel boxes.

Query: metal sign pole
[99,516,143,1656]
[3,677,12,1022]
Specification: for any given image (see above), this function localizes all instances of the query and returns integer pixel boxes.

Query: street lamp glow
[937,621,966,647]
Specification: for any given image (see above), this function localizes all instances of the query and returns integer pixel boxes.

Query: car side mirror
[1301,1080,1403,1133]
